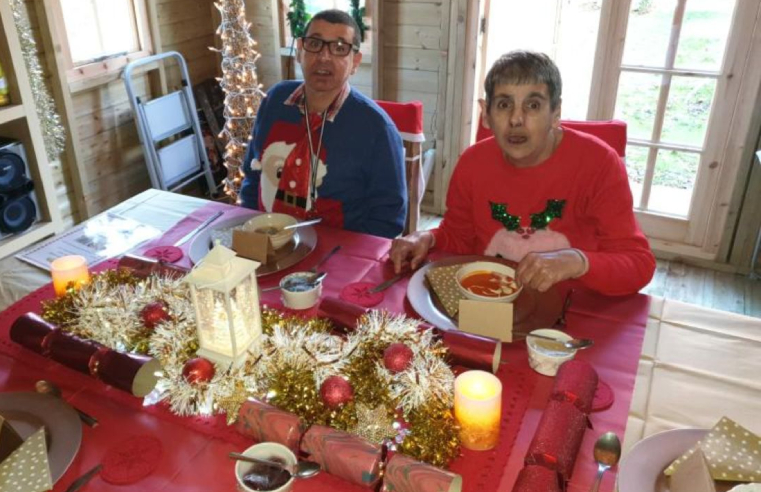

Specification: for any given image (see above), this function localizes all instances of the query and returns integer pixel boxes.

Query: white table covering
[624,296,761,456]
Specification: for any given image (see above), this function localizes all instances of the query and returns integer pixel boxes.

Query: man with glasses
[240,10,407,239]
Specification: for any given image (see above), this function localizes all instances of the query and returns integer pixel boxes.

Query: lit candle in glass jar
[50,255,90,296]
[454,370,502,450]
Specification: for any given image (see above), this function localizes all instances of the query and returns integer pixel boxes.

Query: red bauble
[383,343,414,374]
[182,357,215,384]
[140,301,171,329]
[320,376,354,408]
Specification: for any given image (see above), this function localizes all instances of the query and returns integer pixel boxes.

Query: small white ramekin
[235,442,296,492]
[526,328,577,376]
[280,272,322,310]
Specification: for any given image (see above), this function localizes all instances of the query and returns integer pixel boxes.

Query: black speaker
[0,138,39,237]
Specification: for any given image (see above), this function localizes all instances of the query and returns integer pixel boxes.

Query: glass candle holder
[454,370,502,450]
[50,255,90,297]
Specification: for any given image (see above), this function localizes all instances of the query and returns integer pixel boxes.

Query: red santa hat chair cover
[376,100,427,234]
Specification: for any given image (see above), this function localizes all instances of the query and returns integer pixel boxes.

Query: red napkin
[511,465,561,492]
[101,435,163,485]
[551,359,598,414]
[525,400,587,481]
[339,282,384,307]
[592,380,614,411]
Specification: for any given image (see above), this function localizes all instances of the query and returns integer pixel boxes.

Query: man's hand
[389,231,435,274]
[516,249,587,292]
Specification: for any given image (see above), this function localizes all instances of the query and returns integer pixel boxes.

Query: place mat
[0,264,538,492]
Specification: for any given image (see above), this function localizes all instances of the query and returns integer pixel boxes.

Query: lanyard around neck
[303,98,328,208]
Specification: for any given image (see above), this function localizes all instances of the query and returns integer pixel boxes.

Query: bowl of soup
[243,213,298,249]
[455,261,522,303]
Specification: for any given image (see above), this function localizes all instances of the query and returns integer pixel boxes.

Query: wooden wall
[380,0,453,212]
[23,0,221,222]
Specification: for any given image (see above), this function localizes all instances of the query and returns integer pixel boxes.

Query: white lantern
[184,243,262,367]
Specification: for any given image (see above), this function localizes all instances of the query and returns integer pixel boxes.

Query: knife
[173,211,224,247]
[65,464,102,492]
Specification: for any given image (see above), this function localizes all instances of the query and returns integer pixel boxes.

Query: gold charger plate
[407,255,562,333]
[188,212,317,276]
[0,392,82,483]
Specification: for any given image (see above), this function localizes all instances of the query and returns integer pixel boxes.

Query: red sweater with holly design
[432,128,655,296]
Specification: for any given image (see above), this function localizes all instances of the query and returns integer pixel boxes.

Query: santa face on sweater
[484,199,570,261]
[251,139,327,212]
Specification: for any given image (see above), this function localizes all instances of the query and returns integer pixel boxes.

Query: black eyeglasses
[301,36,358,57]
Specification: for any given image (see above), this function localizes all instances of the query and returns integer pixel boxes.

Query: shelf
[0,221,59,260]
[0,104,24,125]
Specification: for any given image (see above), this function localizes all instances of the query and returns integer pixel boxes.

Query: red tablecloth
[0,202,649,492]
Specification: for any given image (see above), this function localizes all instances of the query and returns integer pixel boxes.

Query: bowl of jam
[235,442,296,492]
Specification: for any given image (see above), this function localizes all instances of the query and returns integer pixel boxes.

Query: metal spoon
[262,271,327,293]
[256,218,323,235]
[283,218,322,230]
[35,380,99,428]
[589,432,621,492]
[524,332,594,350]
[229,452,321,479]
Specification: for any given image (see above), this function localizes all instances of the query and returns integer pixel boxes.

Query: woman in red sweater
[390,51,655,296]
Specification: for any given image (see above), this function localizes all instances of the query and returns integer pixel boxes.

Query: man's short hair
[304,9,361,49]
[484,51,562,112]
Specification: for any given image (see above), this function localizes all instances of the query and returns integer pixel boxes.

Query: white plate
[188,213,317,276]
[0,392,82,483]
[407,256,561,332]
[618,428,713,492]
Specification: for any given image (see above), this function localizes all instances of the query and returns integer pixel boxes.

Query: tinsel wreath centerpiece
[213,0,265,203]
[42,270,461,467]
[9,0,66,161]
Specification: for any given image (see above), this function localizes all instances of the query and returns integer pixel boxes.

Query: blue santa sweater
[240,81,407,239]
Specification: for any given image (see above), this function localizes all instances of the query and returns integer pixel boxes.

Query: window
[60,0,140,66]
[305,0,352,16]
[54,0,152,86]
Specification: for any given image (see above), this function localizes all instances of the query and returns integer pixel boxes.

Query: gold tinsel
[398,400,461,467]
[8,0,66,161]
[42,269,140,329]
[42,273,461,467]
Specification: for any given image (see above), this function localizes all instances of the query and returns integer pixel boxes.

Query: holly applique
[490,199,566,238]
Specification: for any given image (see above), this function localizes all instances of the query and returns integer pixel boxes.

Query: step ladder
[123,51,218,193]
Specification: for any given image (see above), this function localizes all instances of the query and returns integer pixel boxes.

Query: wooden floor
[419,213,761,318]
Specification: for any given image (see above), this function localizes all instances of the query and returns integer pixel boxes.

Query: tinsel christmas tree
[214,0,264,203]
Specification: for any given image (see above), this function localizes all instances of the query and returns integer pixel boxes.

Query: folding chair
[123,52,217,193]
[375,100,430,235]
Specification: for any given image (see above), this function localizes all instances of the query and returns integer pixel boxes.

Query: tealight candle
[51,255,90,296]
[454,370,502,450]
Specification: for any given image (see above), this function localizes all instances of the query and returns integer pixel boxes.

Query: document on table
[15,213,161,271]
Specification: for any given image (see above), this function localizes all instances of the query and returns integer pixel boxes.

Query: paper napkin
[665,416,761,482]
[0,426,53,492]
[425,264,463,317]
[669,449,716,492]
